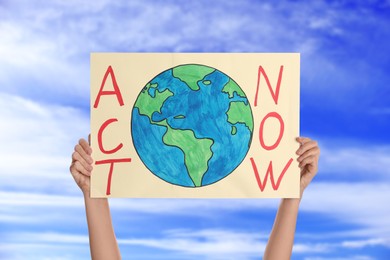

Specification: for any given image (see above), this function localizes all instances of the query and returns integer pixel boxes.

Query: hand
[296,137,320,197]
[70,136,93,195]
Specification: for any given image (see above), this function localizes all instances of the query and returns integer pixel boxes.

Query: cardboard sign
[90,53,300,198]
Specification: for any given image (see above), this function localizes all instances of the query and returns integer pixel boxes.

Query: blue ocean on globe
[131,64,254,187]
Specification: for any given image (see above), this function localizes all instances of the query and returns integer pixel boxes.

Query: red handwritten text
[251,65,291,192]
[93,66,131,195]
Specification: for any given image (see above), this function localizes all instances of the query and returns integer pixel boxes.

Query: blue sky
[0,0,390,259]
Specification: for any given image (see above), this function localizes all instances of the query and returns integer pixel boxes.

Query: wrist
[82,189,91,199]
[281,198,301,208]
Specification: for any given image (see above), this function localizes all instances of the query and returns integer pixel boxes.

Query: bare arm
[263,137,320,260]
[70,138,121,260]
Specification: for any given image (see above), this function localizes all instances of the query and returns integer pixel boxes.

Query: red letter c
[98,118,123,154]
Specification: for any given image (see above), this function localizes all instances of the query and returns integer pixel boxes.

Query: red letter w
[250,157,293,192]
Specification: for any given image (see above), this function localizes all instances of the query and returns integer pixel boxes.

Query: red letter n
[254,65,284,106]
[93,65,124,108]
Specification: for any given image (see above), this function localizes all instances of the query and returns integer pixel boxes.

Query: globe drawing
[131,64,253,187]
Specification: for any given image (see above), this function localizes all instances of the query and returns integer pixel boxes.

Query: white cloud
[293,243,331,253]
[119,229,267,257]
[7,232,89,244]
[3,228,388,259]
[0,229,340,259]
[1,230,264,259]
[302,182,390,232]
[1,0,365,104]
[342,238,390,249]
[304,256,374,260]
[319,143,390,179]
[0,192,83,208]
[0,190,278,220]
[0,242,89,260]
[0,92,88,194]
[1,182,389,238]
[0,22,89,98]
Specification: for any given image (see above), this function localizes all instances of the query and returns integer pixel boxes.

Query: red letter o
[259,112,284,151]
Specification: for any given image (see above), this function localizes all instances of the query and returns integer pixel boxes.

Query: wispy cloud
[293,243,331,253]
[302,182,390,233]
[304,256,375,260]
[0,92,88,194]
[2,228,388,259]
[1,182,390,237]
[341,238,390,249]
[0,242,90,260]
[119,229,266,258]
[318,141,390,180]
[2,0,388,110]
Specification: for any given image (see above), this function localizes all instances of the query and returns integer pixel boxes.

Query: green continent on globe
[222,79,246,98]
[134,80,213,187]
[162,127,213,187]
[172,64,215,91]
[231,125,237,135]
[134,82,173,120]
[226,101,254,133]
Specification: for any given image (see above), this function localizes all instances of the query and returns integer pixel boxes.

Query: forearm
[84,194,121,260]
[263,198,300,260]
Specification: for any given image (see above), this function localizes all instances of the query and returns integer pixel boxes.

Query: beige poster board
[90,53,300,198]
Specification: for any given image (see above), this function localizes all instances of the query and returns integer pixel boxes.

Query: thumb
[88,134,91,146]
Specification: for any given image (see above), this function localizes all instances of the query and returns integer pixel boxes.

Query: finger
[299,155,317,169]
[75,144,93,164]
[70,163,83,179]
[296,137,311,144]
[79,138,92,155]
[296,140,318,155]
[72,151,93,171]
[297,146,320,162]
[73,161,91,177]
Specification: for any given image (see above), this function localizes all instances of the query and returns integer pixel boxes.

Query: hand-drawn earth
[131,64,253,187]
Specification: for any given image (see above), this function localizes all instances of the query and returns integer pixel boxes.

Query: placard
[90,53,300,198]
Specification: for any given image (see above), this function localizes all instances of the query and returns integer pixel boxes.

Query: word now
[250,65,293,192]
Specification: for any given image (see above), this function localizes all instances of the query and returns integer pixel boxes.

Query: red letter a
[250,157,293,192]
[93,66,124,108]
